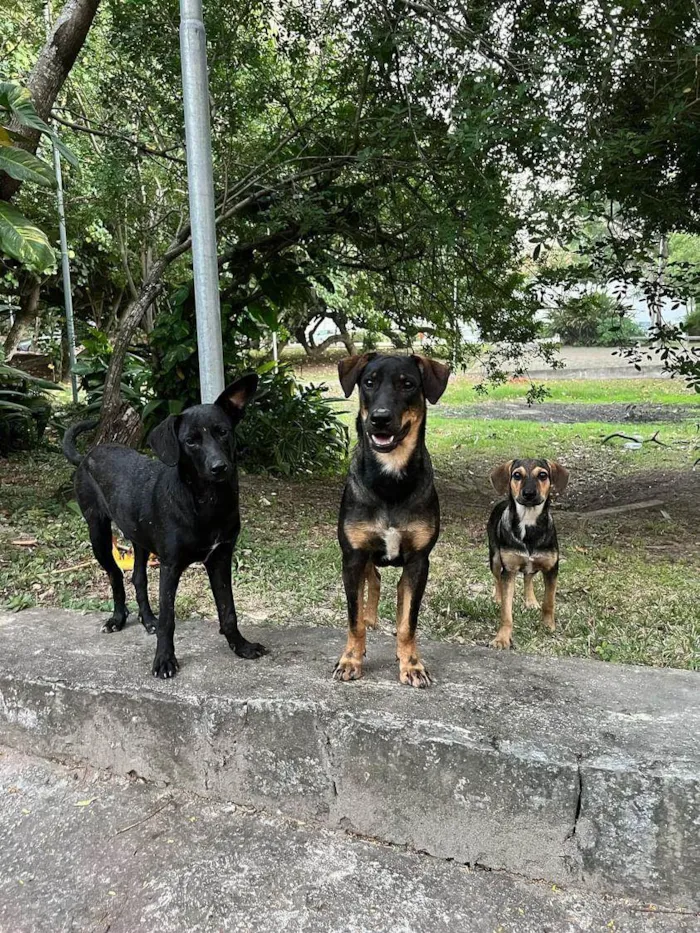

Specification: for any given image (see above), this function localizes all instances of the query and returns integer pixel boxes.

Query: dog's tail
[62,419,99,465]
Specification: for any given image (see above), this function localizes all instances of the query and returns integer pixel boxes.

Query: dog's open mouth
[368,423,410,452]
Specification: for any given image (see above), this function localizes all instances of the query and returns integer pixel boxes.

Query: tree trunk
[3,277,40,358]
[0,0,101,202]
[96,254,169,444]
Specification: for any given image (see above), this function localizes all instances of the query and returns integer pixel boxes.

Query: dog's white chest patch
[516,502,544,531]
[383,527,401,560]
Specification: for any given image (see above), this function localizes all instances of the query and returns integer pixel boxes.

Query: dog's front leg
[152,562,183,678]
[205,544,267,659]
[491,569,516,649]
[334,550,369,681]
[396,554,431,688]
[542,564,558,631]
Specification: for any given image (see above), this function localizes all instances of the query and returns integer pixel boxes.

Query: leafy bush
[72,329,151,413]
[545,293,645,346]
[237,363,348,475]
[0,356,58,455]
[146,287,349,475]
[684,307,700,337]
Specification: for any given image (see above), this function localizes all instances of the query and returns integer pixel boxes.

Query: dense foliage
[1,0,699,427]
[0,355,57,455]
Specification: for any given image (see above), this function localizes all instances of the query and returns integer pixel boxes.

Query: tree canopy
[1,0,699,424]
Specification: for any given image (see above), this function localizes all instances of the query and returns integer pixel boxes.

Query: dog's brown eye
[401,379,415,390]
[185,434,200,447]
[539,472,549,481]
[512,472,523,480]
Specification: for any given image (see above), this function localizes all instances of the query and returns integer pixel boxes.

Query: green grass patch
[1,408,698,672]
[442,377,700,407]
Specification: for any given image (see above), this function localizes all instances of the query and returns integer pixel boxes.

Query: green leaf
[0,147,55,187]
[0,82,51,134]
[0,201,55,272]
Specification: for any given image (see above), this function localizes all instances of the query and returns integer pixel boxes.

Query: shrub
[545,292,645,346]
[237,363,348,475]
[0,356,58,455]
[684,307,700,337]
[71,329,151,413]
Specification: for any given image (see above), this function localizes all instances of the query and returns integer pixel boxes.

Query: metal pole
[45,1,78,403]
[179,0,225,402]
[52,146,79,403]
[272,331,278,371]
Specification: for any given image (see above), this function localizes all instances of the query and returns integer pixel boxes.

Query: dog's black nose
[210,461,227,477]
[370,408,392,428]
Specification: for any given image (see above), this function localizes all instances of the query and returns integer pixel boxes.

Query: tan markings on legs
[364,564,381,629]
[523,573,540,610]
[403,519,436,552]
[396,570,431,688]
[335,571,367,682]
[491,570,515,649]
[542,569,557,632]
[344,520,382,551]
[499,548,528,573]
[491,558,502,605]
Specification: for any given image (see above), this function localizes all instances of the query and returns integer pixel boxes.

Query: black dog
[62,375,267,678]
[335,353,450,687]
[487,458,569,649]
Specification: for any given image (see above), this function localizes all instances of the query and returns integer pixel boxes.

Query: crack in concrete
[566,755,584,842]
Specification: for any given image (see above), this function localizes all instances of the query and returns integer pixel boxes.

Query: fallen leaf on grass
[11,539,39,547]
[75,798,97,807]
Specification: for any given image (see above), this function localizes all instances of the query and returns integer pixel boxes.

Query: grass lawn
[1,378,698,673]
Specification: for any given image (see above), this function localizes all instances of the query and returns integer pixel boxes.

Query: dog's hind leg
[523,573,540,610]
[364,564,381,630]
[132,544,157,634]
[87,515,128,633]
[334,550,369,682]
[491,559,502,605]
[396,554,431,688]
[205,543,267,659]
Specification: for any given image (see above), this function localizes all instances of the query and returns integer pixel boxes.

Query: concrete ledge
[0,609,698,908]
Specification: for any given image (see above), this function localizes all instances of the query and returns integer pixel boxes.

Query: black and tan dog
[487,458,569,649]
[335,353,450,687]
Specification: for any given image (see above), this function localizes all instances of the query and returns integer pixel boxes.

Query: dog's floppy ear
[413,355,451,404]
[490,460,514,495]
[215,373,259,421]
[338,353,375,398]
[547,460,569,494]
[149,415,181,467]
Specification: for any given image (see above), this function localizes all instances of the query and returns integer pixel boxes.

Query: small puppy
[63,375,267,678]
[487,458,569,649]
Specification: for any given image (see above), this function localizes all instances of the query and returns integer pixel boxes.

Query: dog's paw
[233,639,268,660]
[490,631,512,649]
[139,613,158,635]
[524,598,540,611]
[542,615,556,632]
[399,660,432,689]
[152,653,179,679]
[333,655,363,682]
[101,614,127,634]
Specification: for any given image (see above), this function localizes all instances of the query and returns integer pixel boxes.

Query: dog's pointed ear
[215,373,259,421]
[547,460,569,494]
[413,355,451,404]
[148,415,181,467]
[490,460,514,495]
[338,353,375,398]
